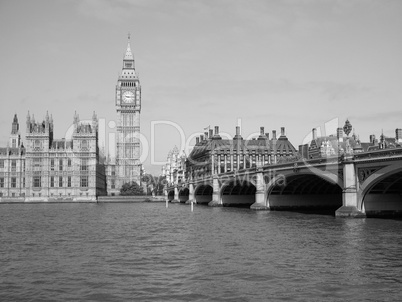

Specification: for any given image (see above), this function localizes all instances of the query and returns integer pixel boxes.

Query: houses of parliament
[0,37,142,201]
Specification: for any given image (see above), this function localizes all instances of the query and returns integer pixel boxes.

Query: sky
[1,0,402,174]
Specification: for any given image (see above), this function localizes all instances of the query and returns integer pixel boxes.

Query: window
[67,176,71,187]
[50,159,54,171]
[81,159,88,171]
[59,177,63,187]
[12,139,16,148]
[0,178,4,188]
[33,176,41,188]
[34,140,41,149]
[80,176,88,187]
[111,179,115,189]
[50,176,54,187]
[11,160,16,172]
[23,178,25,188]
[33,158,41,167]
[81,140,88,150]
[0,192,3,197]
[11,177,16,188]
[59,159,63,171]
[0,160,4,168]
[111,166,115,176]
[68,159,72,167]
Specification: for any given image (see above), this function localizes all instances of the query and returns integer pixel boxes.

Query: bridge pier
[336,161,365,218]
[208,175,222,207]
[185,183,196,204]
[171,185,180,203]
[250,170,269,210]
[164,187,168,202]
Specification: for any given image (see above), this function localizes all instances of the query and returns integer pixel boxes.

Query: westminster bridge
[165,147,402,218]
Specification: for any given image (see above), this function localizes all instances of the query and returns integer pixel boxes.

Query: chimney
[272,130,277,140]
[265,133,269,140]
[337,127,343,142]
[209,129,213,138]
[281,127,285,136]
[204,131,208,139]
[312,128,317,141]
[200,134,204,141]
[369,134,375,145]
[258,126,266,140]
[196,137,200,144]
[212,125,222,140]
[396,129,402,143]
[234,126,242,140]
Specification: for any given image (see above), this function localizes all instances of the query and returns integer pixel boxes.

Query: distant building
[162,125,298,184]
[302,120,402,159]
[105,35,142,195]
[162,146,186,187]
[0,113,106,201]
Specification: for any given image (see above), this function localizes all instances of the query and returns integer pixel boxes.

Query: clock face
[122,91,134,103]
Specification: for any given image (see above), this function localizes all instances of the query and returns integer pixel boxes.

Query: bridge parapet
[353,147,402,162]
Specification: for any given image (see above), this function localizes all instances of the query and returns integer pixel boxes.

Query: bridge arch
[220,179,256,207]
[267,171,343,214]
[178,187,189,203]
[167,189,175,202]
[359,164,402,217]
[194,183,213,205]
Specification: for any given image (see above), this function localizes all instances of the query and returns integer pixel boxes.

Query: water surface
[1,203,401,301]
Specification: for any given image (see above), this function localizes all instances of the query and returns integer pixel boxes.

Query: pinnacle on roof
[124,33,134,61]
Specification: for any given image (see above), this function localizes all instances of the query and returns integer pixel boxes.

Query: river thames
[1,202,401,301]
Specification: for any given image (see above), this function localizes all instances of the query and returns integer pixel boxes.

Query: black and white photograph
[1,0,402,300]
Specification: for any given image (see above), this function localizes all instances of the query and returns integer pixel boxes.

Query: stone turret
[9,114,21,148]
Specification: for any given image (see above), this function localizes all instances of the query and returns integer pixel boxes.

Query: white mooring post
[166,199,168,208]
[191,201,194,212]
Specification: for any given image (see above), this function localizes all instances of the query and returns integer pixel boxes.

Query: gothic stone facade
[106,36,142,195]
[0,113,107,201]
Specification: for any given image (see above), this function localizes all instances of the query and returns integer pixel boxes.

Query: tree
[141,174,166,196]
[120,181,144,196]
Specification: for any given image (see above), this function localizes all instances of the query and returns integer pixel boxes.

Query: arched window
[82,140,88,150]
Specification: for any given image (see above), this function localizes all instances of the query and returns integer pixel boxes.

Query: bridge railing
[353,147,402,161]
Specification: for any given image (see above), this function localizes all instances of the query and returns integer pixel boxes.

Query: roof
[0,147,25,156]
[309,134,402,154]
[188,135,297,160]
[124,39,134,61]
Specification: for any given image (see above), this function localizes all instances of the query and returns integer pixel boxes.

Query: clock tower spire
[114,35,142,193]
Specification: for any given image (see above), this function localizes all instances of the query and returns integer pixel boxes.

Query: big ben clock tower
[115,34,141,188]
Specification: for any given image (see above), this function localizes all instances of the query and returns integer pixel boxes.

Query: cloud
[306,81,373,102]
[349,110,402,124]
[76,92,107,104]
[76,0,133,23]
